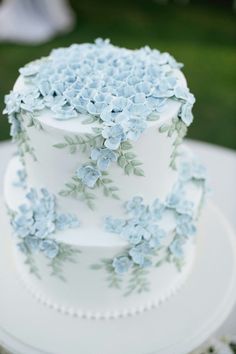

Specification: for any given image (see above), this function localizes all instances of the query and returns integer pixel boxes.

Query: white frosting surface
[4,151,204,318]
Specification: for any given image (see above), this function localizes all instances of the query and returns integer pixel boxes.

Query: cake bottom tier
[4,149,207,319]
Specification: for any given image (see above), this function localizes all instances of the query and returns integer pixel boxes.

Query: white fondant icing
[4,150,204,318]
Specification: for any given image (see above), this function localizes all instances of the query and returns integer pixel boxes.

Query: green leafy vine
[91,259,150,297]
[59,170,119,210]
[159,117,187,170]
[24,251,41,280]
[15,126,37,164]
[117,141,145,176]
[53,128,104,155]
[124,265,150,297]
[59,176,97,210]
[91,259,122,289]
[48,244,81,282]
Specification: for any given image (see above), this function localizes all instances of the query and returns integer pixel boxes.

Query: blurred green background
[0,0,235,149]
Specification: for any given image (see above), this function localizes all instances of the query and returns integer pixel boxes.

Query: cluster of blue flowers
[13,168,27,189]
[3,39,195,189]
[11,188,80,259]
[105,156,207,274]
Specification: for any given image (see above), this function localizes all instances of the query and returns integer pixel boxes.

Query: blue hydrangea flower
[104,217,125,234]
[14,169,27,189]
[125,196,143,214]
[56,214,80,230]
[122,223,150,245]
[150,198,165,220]
[10,188,80,261]
[102,124,126,150]
[91,148,117,171]
[11,207,34,238]
[100,97,128,123]
[191,161,207,181]
[176,215,196,238]
[20,89,44,112]
[51,103,77,120]
[148,226,165,248]
[24,236,40,252]
[180,102,194,126]
[19,62,40,77]
[165,189,181,209]
[112,256,132,274]
[174,86,195,104]
[179,161,193,182]
[179,160,206,182]
[76,164,101,188]
[129,242,152,267]
[40,239,59,259]
[176,200,194,216]
[169,238,184,258]
[126,118,147,141]
[3,91,21,115]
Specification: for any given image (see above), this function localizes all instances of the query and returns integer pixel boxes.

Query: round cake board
[0,200,236,354]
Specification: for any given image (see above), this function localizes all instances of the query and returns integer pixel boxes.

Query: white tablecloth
[0,139,236,351]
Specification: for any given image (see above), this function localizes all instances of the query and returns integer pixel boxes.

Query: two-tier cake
[3,39,207,319]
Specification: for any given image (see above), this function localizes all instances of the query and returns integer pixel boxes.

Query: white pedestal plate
[0,199,236,354]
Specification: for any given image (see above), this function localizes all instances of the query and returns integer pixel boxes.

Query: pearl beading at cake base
[14,248,194,320]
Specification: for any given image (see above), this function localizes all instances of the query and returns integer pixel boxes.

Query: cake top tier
[4,39,195,134]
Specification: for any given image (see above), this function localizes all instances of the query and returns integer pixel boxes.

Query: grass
[0,0,235,149]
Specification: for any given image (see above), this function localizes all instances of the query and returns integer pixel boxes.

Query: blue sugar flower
[179,160,206,182]
[14,169,27,189]
[19,62,40,77]
[176,200,194,217]
[11,205,34,238]
[34,218,55,239]
[40,239,59,259]
[129,242,152,267]
[44,94,67,109]
[151,198,165,220]
[76,165,101,188]
[116,84,136,98]
[112,256,132,274]
[11,188,80,261]
[3,91,21,115]
[180,102,194,126]
[100,97,128,123]
[152,79,174,99]
[165,191,181,210]
[104,217,125,234]
[179,161,193,182]
[169,238,184,258]
[148,226,165,248]
[125,196,145,216]
[56,214,80,230]
[122,223,148,245]
[51,103,77,120]
[102,124,126,150]
[126,118,147,141]
[24,236,40,252]
[38,80,53,96]
[191,161,207,181]
[91,148,117,171]
[174,86,195,104]
[176,215,196,238]
[20,89,44,112]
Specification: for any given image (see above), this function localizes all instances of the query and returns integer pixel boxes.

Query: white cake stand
[0,200,236,354]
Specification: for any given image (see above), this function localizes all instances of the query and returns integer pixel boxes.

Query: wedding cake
[3,39,207,319]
